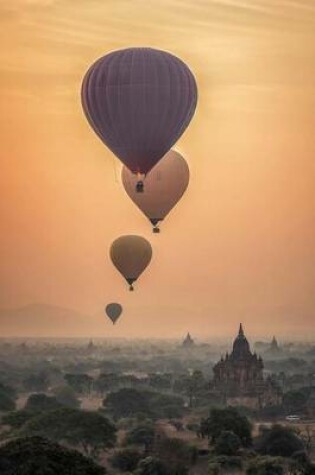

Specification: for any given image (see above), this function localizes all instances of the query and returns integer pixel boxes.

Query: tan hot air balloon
[110,235,153,290]
[122,150,189,232]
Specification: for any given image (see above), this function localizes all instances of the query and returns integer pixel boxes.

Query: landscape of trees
[0,339,314,474]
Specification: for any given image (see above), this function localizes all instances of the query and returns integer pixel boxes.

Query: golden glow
[1,1,315,338]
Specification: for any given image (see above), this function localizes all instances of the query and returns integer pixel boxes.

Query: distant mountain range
[0,303,102,337]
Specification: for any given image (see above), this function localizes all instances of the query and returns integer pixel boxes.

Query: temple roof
[182,332,194,347]
[231,323,252,360]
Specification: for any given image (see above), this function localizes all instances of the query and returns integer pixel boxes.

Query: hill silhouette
[0,303,101,337]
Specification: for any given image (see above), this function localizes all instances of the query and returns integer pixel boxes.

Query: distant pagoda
[87,340,95,351]
[270,336,280,352]
[182,332,195,348]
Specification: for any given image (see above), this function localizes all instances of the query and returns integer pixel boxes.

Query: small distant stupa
[87,340,95,351]
[271,336,279,350]
[182,332,195,348]
[267,336,281,355]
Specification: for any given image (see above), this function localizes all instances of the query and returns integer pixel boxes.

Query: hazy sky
[1,0,315,339]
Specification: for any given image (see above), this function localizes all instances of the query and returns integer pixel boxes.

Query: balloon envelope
[122,150,189,232]
[110,235,152,290]
[81,47,197,175]
[105,303,122,324]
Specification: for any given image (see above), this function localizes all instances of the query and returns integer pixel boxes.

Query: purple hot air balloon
[81,48,197,185]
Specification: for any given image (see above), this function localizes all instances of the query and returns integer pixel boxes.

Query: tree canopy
[0,390,15,412]
[104,388,184,419]
[64,373,93,395]
[52,385,81,408]
[2,409,35,429]
[125,423,155,451]
[255,425,305,458]
[135,456,168,475]
[23,372,49,392]
[246,456,285,475]
[20,407,116,457]
[214,430,241,456]
[110,448,142,472]
[24,393,62,413]
[0,382,16,401]
[283,388,311,414]
[0,382,16,412]
[201,407,252,447]
[155,436,197,474]
[0,436,106,475]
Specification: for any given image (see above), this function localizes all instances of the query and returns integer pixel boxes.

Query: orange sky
[1,0,315,339]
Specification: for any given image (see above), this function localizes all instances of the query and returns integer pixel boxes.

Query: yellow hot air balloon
[110,235,152,290]
[122,150,189,233]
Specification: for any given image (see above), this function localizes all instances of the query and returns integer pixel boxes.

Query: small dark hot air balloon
[122,149,189,232]
[110,235,152,290]
[105,303,122,324]
[81,47,197,189]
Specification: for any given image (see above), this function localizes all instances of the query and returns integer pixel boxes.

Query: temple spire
[239,323,244,337]
[182,332,194,348]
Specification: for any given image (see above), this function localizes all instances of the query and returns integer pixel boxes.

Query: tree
[64,373,93,395]
[24,393,62,412]
[290,451,315,475]
[150,392,184,419]
[105,388,184,420]
[246,456,285,475]
[173,371,207,408]
[187,370,207,407]
[148,373,172,390]
[23,372,49,392]
[209,455,243,473]
[256,425,304,458]
[201,407,252,447]
[0,390,15,412]
[135,456,168,475]
[110,449,142,471]
[0,436,106,475]
[208,462,220,475]
[0,382,16,400]
[105,388,150,418]
[155,437,197,474]
[283,388,310,414]
[21,407,116,458]
[214,431,241,456]
[299,426,314,457]
[95,373,119,395]
[52,385,81,408]
[259,404,284,420]
[2,409,35,429]
[125,423,155,452]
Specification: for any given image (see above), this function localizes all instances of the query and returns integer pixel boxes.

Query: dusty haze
[0,1,315,339]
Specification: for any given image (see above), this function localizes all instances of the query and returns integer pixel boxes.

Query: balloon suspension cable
[112,156,119,183]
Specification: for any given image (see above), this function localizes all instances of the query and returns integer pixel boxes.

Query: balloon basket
[136,181,144,193]
[153,227,160,233]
